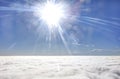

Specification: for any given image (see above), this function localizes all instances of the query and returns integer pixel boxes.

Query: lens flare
[41,2,64,26]
[35,1,65,28]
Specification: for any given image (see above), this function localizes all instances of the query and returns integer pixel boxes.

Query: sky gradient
[0,0,120,55]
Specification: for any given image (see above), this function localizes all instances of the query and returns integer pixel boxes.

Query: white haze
[0,56,120,79]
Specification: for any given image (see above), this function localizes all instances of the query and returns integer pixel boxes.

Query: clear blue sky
[0,0,120,55]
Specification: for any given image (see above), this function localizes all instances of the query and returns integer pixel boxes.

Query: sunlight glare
[40,2,65,28]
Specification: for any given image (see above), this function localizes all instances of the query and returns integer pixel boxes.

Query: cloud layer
[0,56,120,79]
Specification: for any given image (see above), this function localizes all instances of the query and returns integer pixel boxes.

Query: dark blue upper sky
[0,0,120,55]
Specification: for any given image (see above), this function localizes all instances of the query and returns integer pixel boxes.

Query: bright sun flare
[40,2,65,27]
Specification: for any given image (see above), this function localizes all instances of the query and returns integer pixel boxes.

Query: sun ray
[81,16,120,31]
[83,16,120,27]
[0,6,34,12]
[75,17,118,44]
[58,25,71,55]
[77,19,114,33]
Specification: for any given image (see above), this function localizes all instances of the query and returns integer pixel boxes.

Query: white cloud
[0,56,120,79]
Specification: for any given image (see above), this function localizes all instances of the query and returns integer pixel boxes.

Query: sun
[38,1,65,28]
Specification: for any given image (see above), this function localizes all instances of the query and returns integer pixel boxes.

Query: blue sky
[0,0,120,55]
